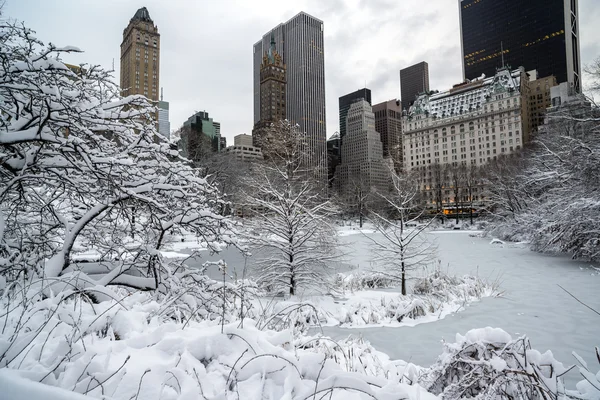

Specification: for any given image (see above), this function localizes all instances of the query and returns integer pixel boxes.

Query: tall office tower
[120,7,160,101]
[460,0,581,92]
[336,100,388,195]
[400,62,430,108]
[252,33,287,149]
[338,88,371,141]
[373,99,403,168]
[158,88,170,139]
[253,12,327,183]
[179,111,221,161]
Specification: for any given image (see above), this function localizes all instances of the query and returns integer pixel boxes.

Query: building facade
[179,111,222,162]
[528,73,558,132]
[158,89,170,139]
[336,100,389,195]
[402,67,531,208]
[253,12,327,183]
[373,99,403,168]
[226,134,264,162]
[400,62,430,108]
[460,0,581,92]
[326,132,341,188]
[252,33,286,149]
[339,88,371,141]
[120,7,160,101]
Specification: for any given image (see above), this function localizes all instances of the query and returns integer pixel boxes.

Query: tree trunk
[455,194,459,225]
[359,206,363,228]
[289,249,295,295]
[401,262,406,296]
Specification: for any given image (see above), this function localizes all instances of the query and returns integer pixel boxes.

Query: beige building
[120,7,160,101]
[528,73,557,132]
[337,100,389,195]
[234,134,254,147]
[373,99,403,169]
[402,67,532,209]
[226,134,263,162]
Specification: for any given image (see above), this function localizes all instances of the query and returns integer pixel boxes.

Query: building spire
[267,31,276,64]
[131,7,153,23]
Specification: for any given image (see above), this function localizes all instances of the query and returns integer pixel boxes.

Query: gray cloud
[5,0,599,141]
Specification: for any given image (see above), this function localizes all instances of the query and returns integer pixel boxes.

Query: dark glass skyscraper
[400,62,429,108]
[253,12,327,183]
[338,88,371,141]
[459,0,581,92]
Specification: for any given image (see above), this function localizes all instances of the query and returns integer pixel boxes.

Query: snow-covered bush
[420,327,571,399]
[332,271,398,293]
[0,19,238,293]
[297,334,424,384]
[413,268,501,300]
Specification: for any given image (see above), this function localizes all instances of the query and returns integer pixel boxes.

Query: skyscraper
[338,88,371,141]
[252,33,286,149]
[158,88,170,139]
[460,0,581,92]
[253,12,327,182]
[400,62,430,108]
[120,7,160,101]
[373,99,403,168]
[336,100,388,195]
[179,111,222,162]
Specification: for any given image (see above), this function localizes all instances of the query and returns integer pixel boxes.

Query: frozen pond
[323,230,600,386]
[172,228,599,385]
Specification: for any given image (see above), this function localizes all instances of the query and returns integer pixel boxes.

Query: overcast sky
[5,0,600,143]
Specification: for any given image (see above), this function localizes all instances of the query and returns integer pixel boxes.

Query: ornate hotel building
[402,67,531,207]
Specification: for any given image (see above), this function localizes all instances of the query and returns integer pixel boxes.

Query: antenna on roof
[501,41,505,68]
[161,87,164,101]
[112,58,115,71]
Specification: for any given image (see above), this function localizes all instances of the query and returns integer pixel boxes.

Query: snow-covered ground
[168,225,600,386]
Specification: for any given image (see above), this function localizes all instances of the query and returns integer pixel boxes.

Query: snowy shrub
[332,271,398,293]
[413,268,501,300]
[420,327,571,399]
[255,301,324,335]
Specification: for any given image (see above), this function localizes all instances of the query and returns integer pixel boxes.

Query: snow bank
[257,270,501,330]
[0,368,90,400]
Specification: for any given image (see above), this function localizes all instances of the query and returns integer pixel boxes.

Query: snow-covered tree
[485,89,600,261]
[242,121,338,295]
[366,169,436,295]
[0,20,234,291]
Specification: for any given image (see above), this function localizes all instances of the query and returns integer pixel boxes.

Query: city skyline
[6,0,599,144]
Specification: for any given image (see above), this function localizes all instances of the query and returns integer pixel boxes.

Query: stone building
[373,99,403,169]
[252,33,286,149]
[120,7,160,101]
[528,73,557,132]
[226,134,264,162]
[402,67,532,209]
[336,100,389,195]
